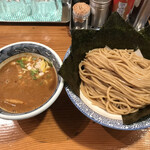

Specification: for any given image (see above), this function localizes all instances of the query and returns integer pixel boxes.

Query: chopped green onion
[47,74,51,79]
[31,69,39,74]
[40,81,43,85]
[30,69,38,80]
[32,57,37,60]
[32,76,37,80]
[45,59,53,67]
[16,60,25,68]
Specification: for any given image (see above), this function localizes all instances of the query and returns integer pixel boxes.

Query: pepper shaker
[90,0,112,28]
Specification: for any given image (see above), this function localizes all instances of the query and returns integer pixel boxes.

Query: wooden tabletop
[0,24,150,150]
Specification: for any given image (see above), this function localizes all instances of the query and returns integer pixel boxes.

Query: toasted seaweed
[59,12,150,125]
[140,25,150,41]
[122,105,150,125]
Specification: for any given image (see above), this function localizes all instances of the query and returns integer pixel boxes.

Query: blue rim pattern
[64,48,150,130]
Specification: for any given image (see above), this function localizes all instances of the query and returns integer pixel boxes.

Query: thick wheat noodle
[81,63,148,104]
[79,48,150,115]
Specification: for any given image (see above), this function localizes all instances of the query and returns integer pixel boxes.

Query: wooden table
[0,24,150,150]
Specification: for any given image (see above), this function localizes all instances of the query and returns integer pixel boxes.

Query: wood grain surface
[0,24,150,150]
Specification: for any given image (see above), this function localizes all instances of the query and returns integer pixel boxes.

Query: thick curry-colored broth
[0,56,57,113]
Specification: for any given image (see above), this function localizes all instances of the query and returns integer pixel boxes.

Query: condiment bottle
[90,0,112,28]
[73,2,90,29]
[112,0,135,20]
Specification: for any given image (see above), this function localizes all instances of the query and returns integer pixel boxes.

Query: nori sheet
[122,105,150,125]
[59,12,150,125]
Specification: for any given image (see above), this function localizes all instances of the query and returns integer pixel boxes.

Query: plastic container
[0,0,30,21]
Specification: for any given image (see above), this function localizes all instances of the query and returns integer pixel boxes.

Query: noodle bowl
[79,47,150,115]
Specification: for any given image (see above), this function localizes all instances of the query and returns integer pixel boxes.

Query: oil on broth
[0,53,57,113]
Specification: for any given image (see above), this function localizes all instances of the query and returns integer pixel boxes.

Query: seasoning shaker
[73,2,90,29]
[90,0,112,28]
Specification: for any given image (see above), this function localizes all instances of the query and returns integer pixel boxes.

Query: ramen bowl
[64,48,150,130]
[0,41,64,120]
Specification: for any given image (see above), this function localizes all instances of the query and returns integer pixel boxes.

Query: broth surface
[0,54,57,113]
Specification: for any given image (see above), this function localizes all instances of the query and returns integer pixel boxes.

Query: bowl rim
[0,41,64,120]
